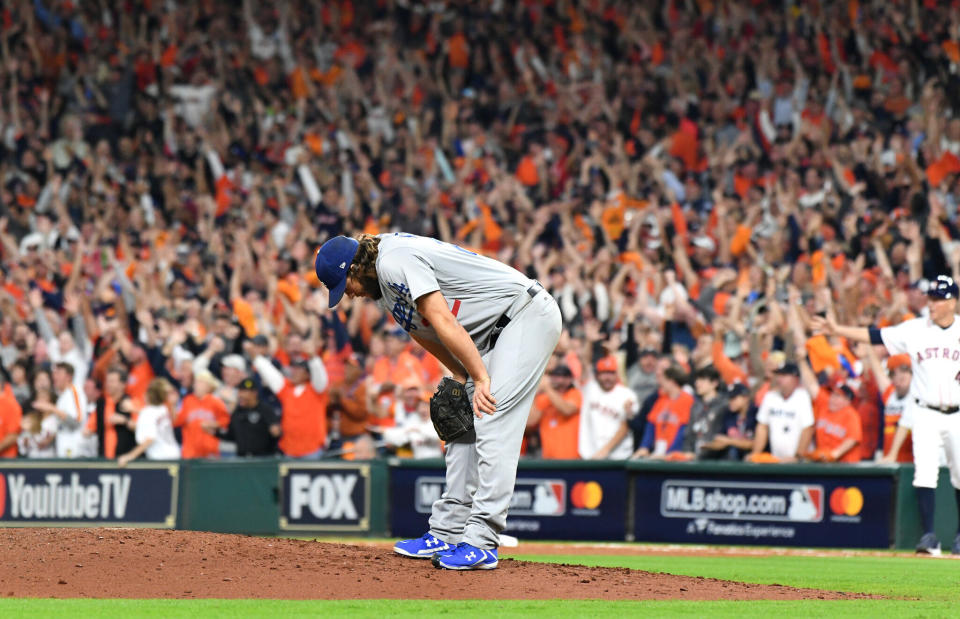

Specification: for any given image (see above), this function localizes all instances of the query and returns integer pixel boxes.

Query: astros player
[315,233,561,570]
[814,275,960,555]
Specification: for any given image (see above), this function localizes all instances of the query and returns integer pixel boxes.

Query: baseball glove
[429,377,474,442]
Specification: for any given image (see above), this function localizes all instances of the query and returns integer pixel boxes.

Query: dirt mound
[0,529,871,600]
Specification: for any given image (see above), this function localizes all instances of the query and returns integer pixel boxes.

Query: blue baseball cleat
[393,533,451,559]
[431,542,498,570]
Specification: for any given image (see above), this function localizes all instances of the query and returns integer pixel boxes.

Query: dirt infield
[0,529,875,601]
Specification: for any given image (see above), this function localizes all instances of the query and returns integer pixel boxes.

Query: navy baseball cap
[927,275,959,300]
[315,236,360,308]
[727,383,749,398]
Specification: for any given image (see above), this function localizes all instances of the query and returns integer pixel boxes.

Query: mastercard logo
[829,486,863,516]
[570,481,603,510]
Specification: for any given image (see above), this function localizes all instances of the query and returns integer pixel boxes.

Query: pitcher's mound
[0,529,870,600]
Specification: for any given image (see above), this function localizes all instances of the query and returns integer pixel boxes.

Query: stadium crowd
[0,0,957,464]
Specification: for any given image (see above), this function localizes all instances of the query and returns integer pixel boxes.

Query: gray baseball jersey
[375,233,535,351]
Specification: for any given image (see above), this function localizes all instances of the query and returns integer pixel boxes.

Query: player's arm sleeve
[253,356,286,394]
[879,320,913,355]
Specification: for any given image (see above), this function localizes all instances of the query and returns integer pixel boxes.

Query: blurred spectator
[751,363,814,463]
[579,356,638,460]
[370,328,426,393]
[866,348,915,464]
[717,383,758,460]
[0,373,23,458]
[8,361,32,410]
[253,345,329,459]
[31,363,91,458]
[789,295,863,462]
[527,364,582,459]
[632,365,693,459]
[382,394,442,459]
[16,407,55,458]
[174,370,230,459]
[796,353,863,463]
[391,377,424,429]
[680,366,731,460]
[122,379,181,466]
[209,376,281,457]
[625,348,661,412]
[30,290,90,391]
[328,353,370,444]
[86,366,137,459]
[808,382,863,464]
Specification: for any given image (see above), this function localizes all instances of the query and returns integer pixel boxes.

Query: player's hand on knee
[472,376,497,417]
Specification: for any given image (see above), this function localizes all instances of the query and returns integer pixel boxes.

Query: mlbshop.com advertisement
[633,474,893,548]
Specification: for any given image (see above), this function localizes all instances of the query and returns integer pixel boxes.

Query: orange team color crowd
[0,0,957,465]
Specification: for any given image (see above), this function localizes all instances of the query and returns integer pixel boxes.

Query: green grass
[509,553,960,601]
[4,550,959,617]
[0,599,956,618]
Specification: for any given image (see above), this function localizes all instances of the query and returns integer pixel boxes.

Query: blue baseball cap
[315,236,359,308]
[927,275,959,300]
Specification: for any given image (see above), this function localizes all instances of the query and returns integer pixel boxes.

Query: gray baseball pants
[428,288,562,549]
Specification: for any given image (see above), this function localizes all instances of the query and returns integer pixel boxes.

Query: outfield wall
[0,459,954,549]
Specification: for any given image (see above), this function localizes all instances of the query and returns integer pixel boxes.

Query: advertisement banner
[0,462,179,527]
[391,467,627,540]
[634,473,892,547]
[279,463,370,532]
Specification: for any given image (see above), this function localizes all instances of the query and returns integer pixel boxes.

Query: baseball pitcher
[315,233,562,570]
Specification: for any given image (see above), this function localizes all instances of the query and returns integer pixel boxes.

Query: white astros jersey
[374,233,535,351]
[577,380,639,459]
[881,317,960,408]
[756,388,814,459]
